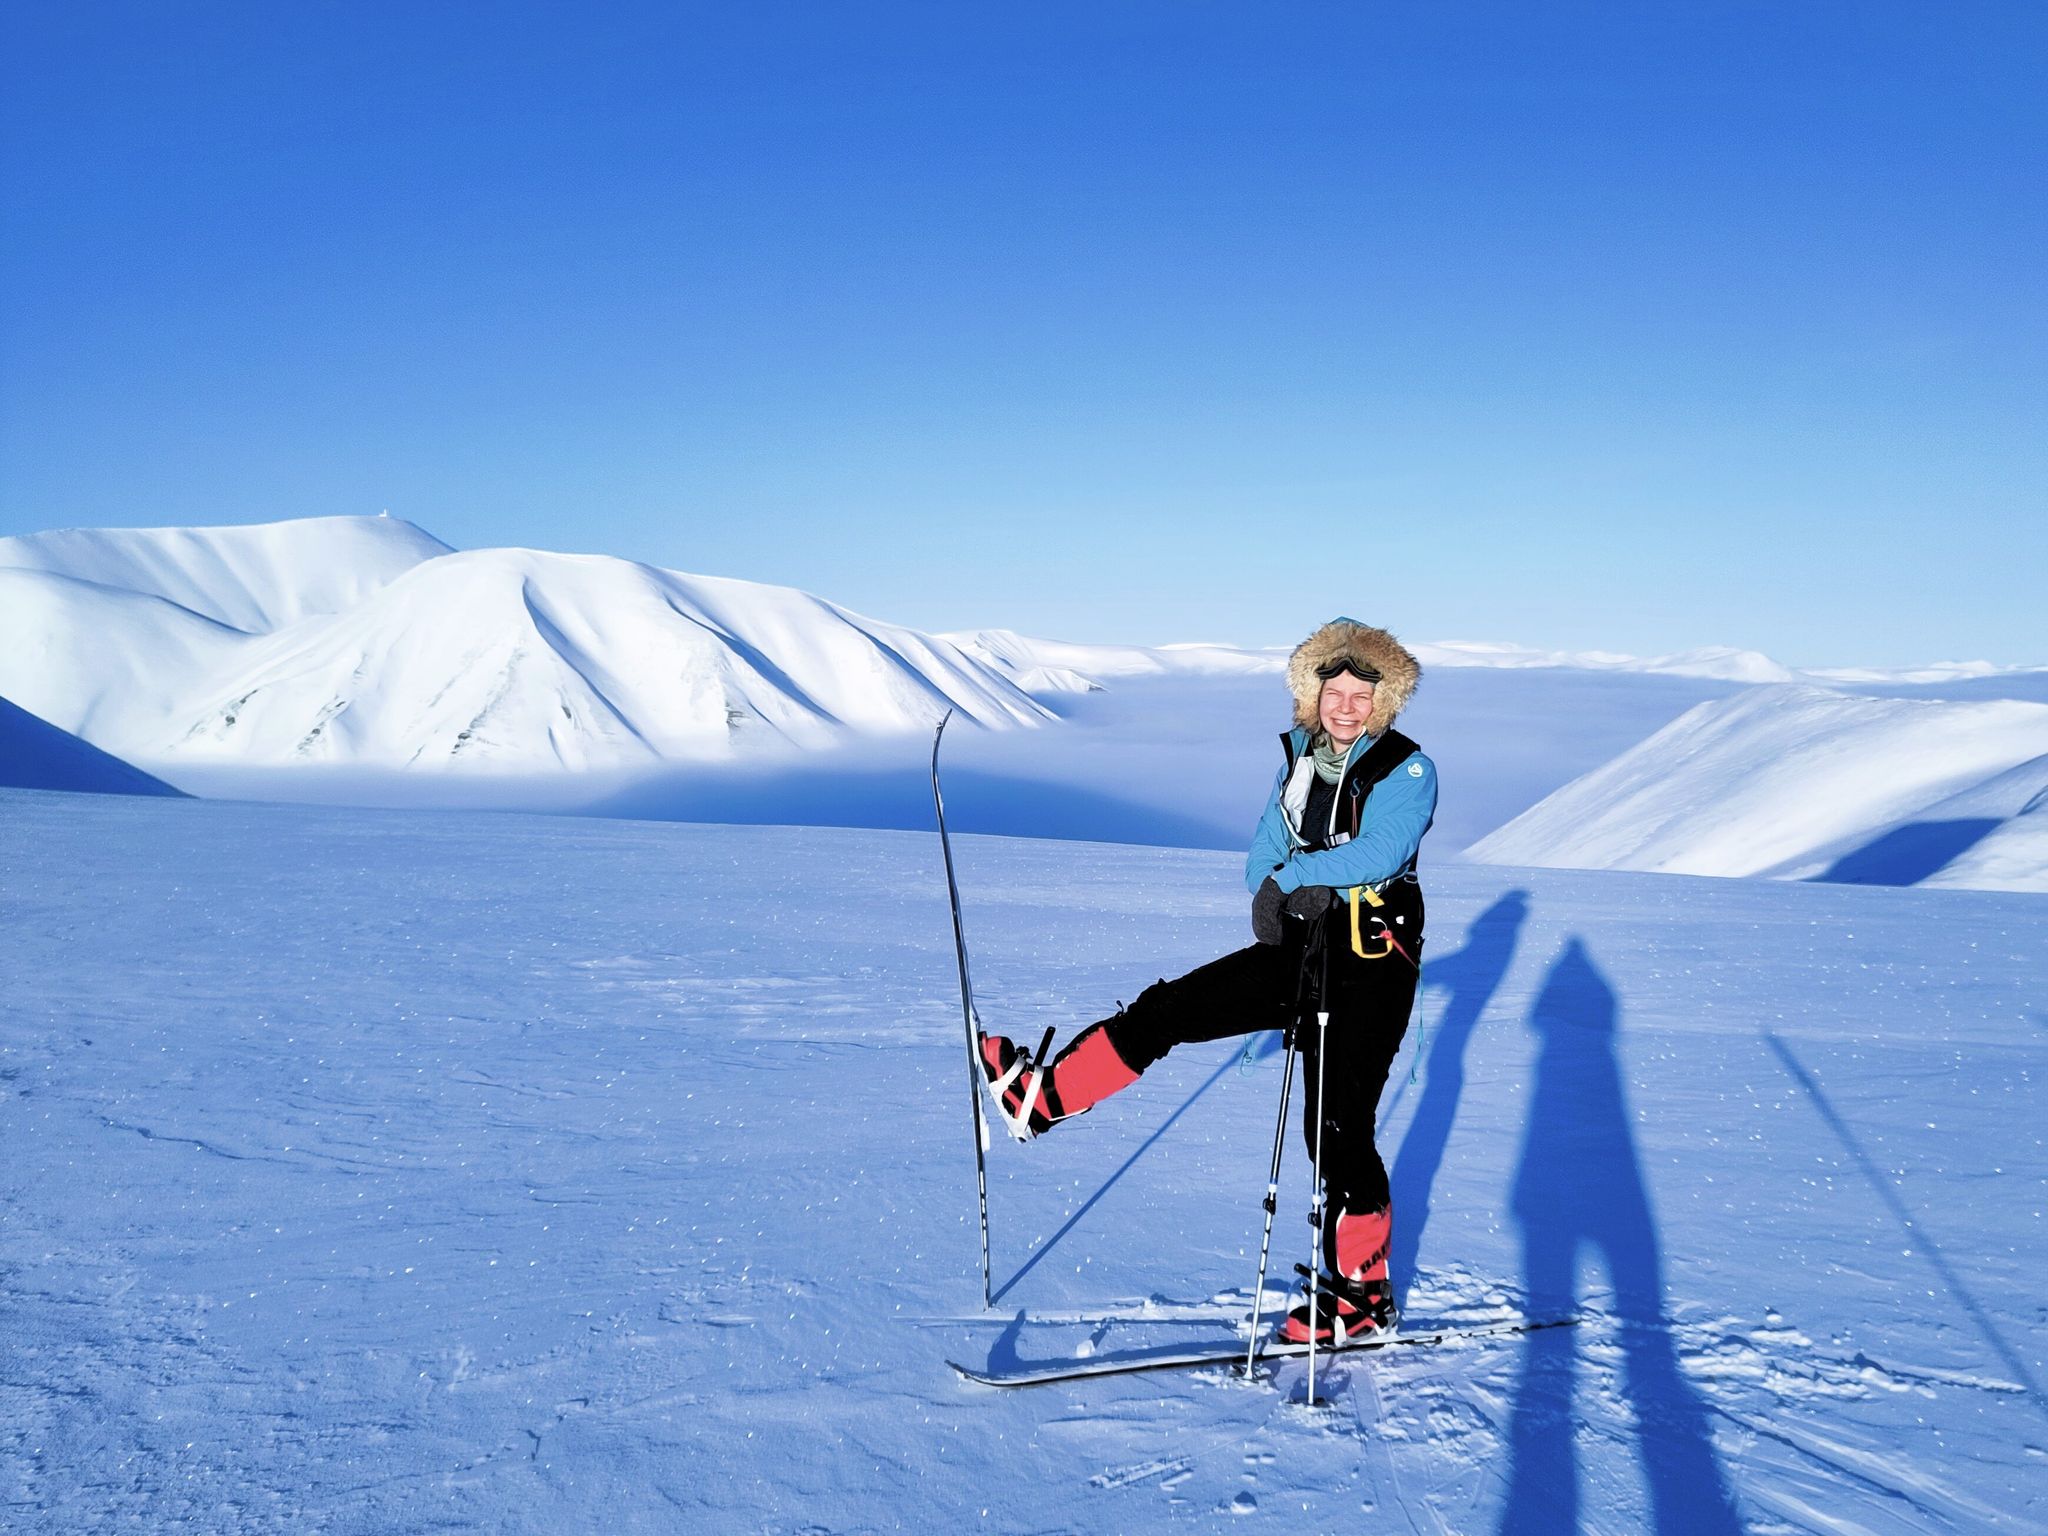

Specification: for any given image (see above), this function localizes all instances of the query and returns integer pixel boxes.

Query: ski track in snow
[2,789,2044,1533]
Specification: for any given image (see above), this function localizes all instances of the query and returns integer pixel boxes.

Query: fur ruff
[1286,619,1421,739]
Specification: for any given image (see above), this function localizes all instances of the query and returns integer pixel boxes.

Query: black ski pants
[1098,923,1421,1218]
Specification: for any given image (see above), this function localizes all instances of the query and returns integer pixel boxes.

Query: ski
[948,1314,1577,1388]
[931,711,994,1308]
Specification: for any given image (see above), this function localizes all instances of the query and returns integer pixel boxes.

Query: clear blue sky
[3,2,2041,667]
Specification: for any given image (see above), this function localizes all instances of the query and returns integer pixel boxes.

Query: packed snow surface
[4,789,2043,1532]
[1469,685,2048,886]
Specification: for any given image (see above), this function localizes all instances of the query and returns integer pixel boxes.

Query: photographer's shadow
[1499,938,1742,1536]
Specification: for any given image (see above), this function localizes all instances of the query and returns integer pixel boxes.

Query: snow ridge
[1467,685,2048,888]
[0,513,453,631]
[0,517,1053,772]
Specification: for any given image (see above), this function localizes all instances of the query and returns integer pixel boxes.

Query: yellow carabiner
[1348,886,1393,960]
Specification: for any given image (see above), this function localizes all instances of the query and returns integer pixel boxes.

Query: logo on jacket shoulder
[1407,761,1424,777]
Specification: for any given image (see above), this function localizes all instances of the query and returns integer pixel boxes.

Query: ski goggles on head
[1315,656,1382,684]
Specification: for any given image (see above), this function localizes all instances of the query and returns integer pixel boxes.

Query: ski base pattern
[949,1314,1579,1388]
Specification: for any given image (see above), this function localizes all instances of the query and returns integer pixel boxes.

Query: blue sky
[2,2,2041,667]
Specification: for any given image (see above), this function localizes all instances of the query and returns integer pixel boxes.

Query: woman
[978,617,1437,1344]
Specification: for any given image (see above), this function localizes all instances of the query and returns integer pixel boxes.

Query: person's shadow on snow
[1498,938,1743,1536]
[1388,889,1529,1301]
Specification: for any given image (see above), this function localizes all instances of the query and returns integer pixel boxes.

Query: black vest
[1280,726,1427,938]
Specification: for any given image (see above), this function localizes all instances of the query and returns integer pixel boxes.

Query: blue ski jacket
[1244,727,1437,896]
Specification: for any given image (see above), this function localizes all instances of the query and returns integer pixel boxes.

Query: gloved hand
[1251,875,1285,944]
[1285,884,1338,921]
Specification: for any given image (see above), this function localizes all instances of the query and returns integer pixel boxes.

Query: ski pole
[1244,905,1325,1382]
[1307,1001,1330,1406]
[1241,1016,1300,1379]
[931,712,993,1308]
[1306,913,1333,1406]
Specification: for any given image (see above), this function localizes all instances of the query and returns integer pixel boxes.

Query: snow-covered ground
[5,788,2042,1532]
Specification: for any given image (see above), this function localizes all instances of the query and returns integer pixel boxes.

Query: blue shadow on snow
[1499,938,1743,1536]
[1811,818,2001,886]
[1387,890,1529,1302]
[1766,1032,2047,1421]
[992,1041,1241,1305]
[596,763,1236,850]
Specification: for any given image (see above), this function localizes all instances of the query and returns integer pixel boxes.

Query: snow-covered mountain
[1917,755,2048,893]
[948,629,1805,689]
[0,516,1053,772]
[958,626,2048,696]
[166,547,1053,770]
[0,514,452,631]
[0,694,187,797]
[1415,640,1795,683]
[6,513,2043,890]
[947,627,2042,692]
[1466,686,2048,889]
[945,628,1287,689]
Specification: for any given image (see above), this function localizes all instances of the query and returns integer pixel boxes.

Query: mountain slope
[142,547,1055,770]
[0,568,251,749]
[0,514,451,632]
[0,695,187,797]
[1918,755,2048,892]
[0,520,1056,772]
[1466,686,2048,881]
[945,628,1286,689]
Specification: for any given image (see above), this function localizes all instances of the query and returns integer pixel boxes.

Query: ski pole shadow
[991,1041,1239,1305]
[1765,1031,2048,1421]
[1499,938,1743,1536]
[1388,889,1529,1303]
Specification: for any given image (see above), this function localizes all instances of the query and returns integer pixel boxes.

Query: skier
[978,618,1435,1345]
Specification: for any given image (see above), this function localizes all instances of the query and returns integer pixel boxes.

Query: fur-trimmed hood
[1286,618,1421,739]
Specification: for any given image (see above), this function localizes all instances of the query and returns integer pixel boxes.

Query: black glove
[1251,876,1285,945]
[1285,884,1338,921]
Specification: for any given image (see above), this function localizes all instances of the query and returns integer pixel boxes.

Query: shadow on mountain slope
[1812,818,2001,886]
[0,696,189,798]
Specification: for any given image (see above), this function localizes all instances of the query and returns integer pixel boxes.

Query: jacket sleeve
[1244,763,1294,894]
[1272,752,1437,893]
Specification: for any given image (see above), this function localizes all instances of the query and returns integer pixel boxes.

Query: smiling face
[1318,675,1377,748]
